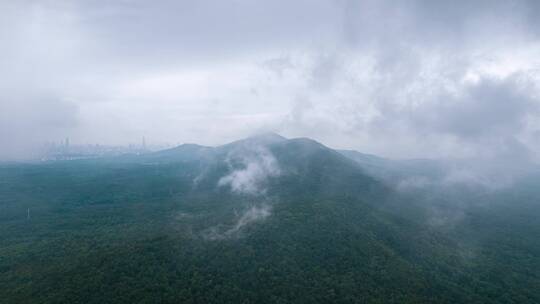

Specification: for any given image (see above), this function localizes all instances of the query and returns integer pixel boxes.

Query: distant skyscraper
[142,136,147,150]
[65,137,70,148]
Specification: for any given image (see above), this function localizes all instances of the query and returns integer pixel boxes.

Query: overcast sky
[1,0,540,160]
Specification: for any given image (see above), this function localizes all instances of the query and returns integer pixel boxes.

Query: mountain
[337,149,448,184]
[0,134,539,303]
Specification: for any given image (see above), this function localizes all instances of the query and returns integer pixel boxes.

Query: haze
[1,0,540,161]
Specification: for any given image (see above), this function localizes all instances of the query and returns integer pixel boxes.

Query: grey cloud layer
[1,0,539,160]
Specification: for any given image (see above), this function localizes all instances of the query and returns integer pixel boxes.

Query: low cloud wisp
[218,146,281,196]
[201,204,272,241]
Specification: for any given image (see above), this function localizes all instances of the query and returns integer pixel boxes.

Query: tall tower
[142,136,147,150]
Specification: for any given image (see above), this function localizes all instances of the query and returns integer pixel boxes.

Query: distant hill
[0,133,539,303]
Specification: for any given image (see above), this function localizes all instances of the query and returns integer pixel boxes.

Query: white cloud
[201,204,272,240]
[218,146,281,195]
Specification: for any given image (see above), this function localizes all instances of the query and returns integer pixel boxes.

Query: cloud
[1,0,540,161]
[231,204,271,231]
[206,143,279,240]
[368,74,539,159]
[409,76,538,140]
[396,176,434,191]
[218,145,281,195]
[201,204,272,240]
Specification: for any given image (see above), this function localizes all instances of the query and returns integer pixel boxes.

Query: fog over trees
[1,1,539,303]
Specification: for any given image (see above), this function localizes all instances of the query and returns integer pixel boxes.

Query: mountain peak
[246,132,287,143]
[221,132,287,149]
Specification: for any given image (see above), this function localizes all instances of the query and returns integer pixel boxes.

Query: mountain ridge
[1,133,539,303]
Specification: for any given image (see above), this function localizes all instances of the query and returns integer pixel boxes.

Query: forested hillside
[1,134,539,303]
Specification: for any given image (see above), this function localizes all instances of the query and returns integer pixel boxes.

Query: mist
[201,204,272,241]
[3,2,540,302]
[1,0,539,169]
[218,145,281,196]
